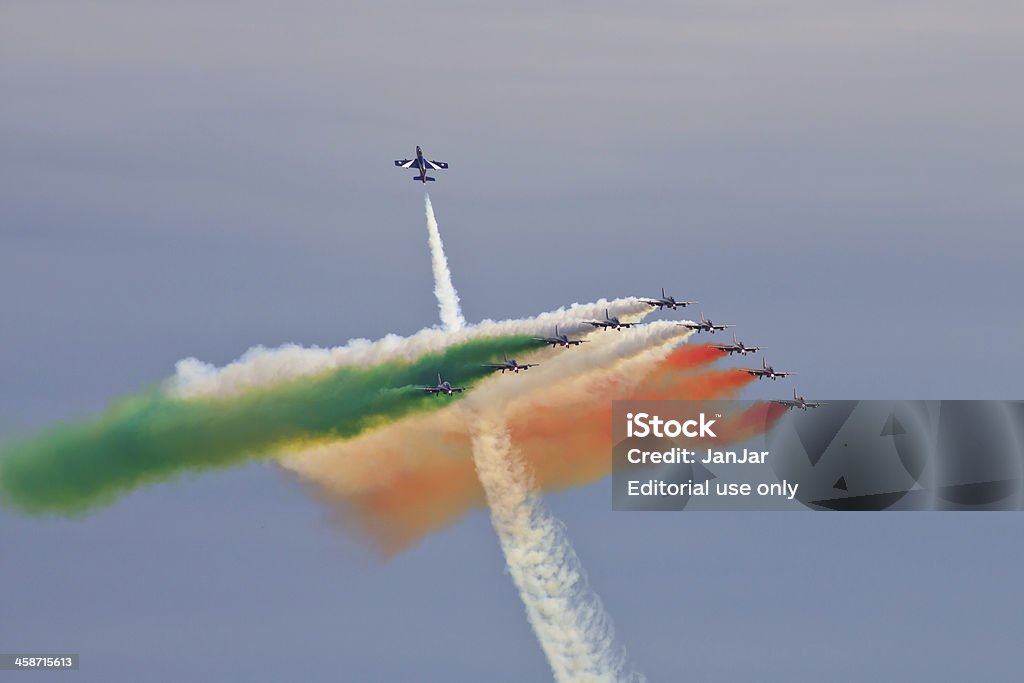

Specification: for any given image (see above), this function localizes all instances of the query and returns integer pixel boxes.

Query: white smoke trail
[168,298,652,399]
[424,193,466,331]
[466,409,641,683]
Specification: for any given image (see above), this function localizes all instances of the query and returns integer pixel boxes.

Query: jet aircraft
[640,288,698,310]
[741,358,795,381]
[679,312,734,334]
[772,387,825,410]
[418,374,465,396]
[394,145,449,184]
[481,353,538,374]
[586,309,636,331]
[532,325,588,348]
[711,333,763,356]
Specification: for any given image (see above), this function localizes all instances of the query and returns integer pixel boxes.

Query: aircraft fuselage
[414,147,428,183]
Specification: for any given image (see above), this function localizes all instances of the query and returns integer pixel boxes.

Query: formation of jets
[631,294,820,407]
[711,333,762,356]
[392,150,821,408]
[481,353,538,374]
[394,145,449,184]
[411,299,820,405]
[533,325,588,348]
[679,312,734,335]
[772,387,826,411]
[418,374,465,396]
[640,288,698,310]
[741,357,795,381]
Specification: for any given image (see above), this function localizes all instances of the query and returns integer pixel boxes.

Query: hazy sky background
[3,2,1022,680]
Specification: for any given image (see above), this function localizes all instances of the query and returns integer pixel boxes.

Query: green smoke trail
[0,335,540,515]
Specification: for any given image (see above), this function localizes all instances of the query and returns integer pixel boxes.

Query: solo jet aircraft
[711,333,763,356]
[679,312,734,334]
[394,145,449,184]
[741,358,795,381]
[640,288,698,310]
[418,374,465,396]
[772,387,825,410]
[586,309,636,331]
[533,325,588,348]
[481,353,538,374]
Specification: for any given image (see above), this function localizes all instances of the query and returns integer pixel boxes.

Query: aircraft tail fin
[414,176,436,181]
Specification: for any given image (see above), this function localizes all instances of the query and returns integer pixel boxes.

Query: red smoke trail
[730,400,789,439]
[662,343,728,370]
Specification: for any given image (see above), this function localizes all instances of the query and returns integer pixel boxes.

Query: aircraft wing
[418,386,440,393]
[710,343,735,351]
[481,363,508,370]
[394,159,417,168]
[585,320,608,327]
[532,336,557,344]
[639,299,664,307]
[424,159,448,170]
[742,368,768,377]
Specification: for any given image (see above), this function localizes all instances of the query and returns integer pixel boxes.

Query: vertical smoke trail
[424,193,466,331]
[466,409,639,683]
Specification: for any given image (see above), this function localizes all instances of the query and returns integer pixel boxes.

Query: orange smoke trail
[337,447,479,552]
[334,366,761,555]
[729,400,790,439]
[349,348,690,545]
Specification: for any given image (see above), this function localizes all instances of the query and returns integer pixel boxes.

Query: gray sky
[2,2,1023,680]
